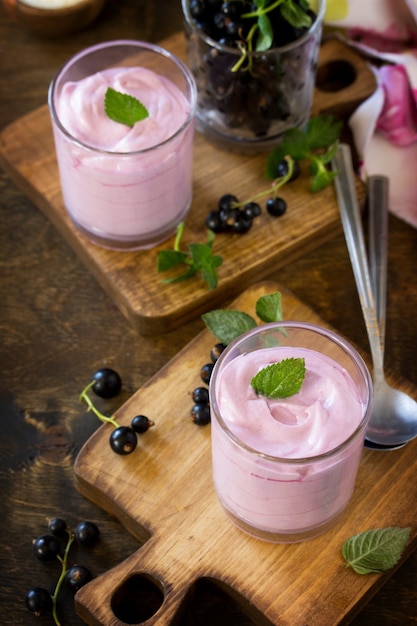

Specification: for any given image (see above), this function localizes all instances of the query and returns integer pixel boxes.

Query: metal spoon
[364,175,404,450]
[332,143,417,447]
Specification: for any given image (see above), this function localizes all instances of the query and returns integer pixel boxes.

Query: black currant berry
[200,363,214,385]
[205,210,224,233]
[232,213,252,234]
[92,368,122,398]
[47,517,68,538]
[276,159,300,181]
[64,565,93,592]
[242,202,262,219]
[192,386,210,404]
[32,535,61,562]
[131,414,155,434]
[25,587,52,616]
[191,404,211,426]
[74,521,100,547]
[109,426,137,455]
[210,343,226,362]
[218,193,238,212]
[266,197,287,217]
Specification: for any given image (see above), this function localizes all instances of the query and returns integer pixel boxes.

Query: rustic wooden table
[1,1,416,625]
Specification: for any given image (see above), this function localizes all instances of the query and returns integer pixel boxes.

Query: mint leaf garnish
[202,310,257,345]
[157,222,223,290]
[251,357,306,398]
[342,527,411,575]
[104,87,149,128]
[266,115,343,191]
[255,292,283,323]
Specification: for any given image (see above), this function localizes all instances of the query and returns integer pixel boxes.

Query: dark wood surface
[0,2,416,625]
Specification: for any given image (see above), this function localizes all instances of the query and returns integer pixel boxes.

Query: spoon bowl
[333,144,417,448]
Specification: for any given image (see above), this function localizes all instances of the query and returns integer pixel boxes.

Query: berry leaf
[251,357,306,398]
[281,0,312,29]
[202,310,257,345]
[104,87,149,127]
[157,224,223,290]
[157,249,189,272]
[342,527,411,575]
[306,115,343,151]
[255,292,283,323]
[256,14,273,51]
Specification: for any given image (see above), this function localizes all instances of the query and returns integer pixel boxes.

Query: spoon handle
[367,175,389,358]
[332,144,384,373]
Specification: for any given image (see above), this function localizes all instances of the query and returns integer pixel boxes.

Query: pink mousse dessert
[209,322,373,543]
[49,41,196,250]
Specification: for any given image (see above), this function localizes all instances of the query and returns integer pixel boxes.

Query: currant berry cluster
[189,0,315,49]
[205,158,299,234]
[205,193,261,234]
[25,518,100,624]
[80,368,154,455]
[190,343,226,425]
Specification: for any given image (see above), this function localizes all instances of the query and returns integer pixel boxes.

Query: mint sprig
[202,292,283,345]
[342,527,411,575]
[251,357,306,398]
[157,222,223,290]
[266,115,343,191]
[104,87,149,128]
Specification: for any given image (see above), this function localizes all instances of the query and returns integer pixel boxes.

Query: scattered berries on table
[25,587,53,616]
[91,367,122,398]
[131,414,155,434]
[32,534,62,562]
[205,157,297,235]
[26,518,100,624]
[109,425,138,455]
[79,369,155,456]
[74,520,100,547]
[65,565,93,592]
[200,362,214,385]
[266,197,287,217]
[190,342,227,426]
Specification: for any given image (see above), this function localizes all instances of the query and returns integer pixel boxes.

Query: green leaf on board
[342,527,411,575]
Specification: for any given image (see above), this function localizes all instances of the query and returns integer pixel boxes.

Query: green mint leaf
[104,87,149,128]
[157,224,222,290]
[255,14,273,51]
[157,249,189,272]
[202,310,257,345]
[306,115,343,151]
[161,266,197,284]
[256,292,283,323]
[281,0,312,29]
[189,242,223,290]
[342,527,411,575]
[251,357,306,398]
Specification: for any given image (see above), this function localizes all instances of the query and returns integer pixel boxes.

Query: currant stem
[79,382,120,429]
[51,529,74,626]
[233,156,294,207]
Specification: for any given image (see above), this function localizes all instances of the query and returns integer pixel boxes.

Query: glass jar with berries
[182,0,326,152]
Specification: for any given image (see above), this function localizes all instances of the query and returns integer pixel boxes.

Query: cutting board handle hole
[316,60,357,93]
[110,573,164,623]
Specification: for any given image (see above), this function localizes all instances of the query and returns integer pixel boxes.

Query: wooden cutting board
[73,282,417,626]
[0,36,375,335]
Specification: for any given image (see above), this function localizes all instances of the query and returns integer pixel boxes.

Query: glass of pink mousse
[209,321,373,543]
[48,40,197,250]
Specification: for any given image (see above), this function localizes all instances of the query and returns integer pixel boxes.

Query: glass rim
[48,39,197,157]
[182,0,326,57]
[209,320,373,464]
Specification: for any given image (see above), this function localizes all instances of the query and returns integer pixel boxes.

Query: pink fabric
[326,0,417,228]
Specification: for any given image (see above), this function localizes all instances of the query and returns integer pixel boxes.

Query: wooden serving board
[74,282,417,626]
[0,36,376,335]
